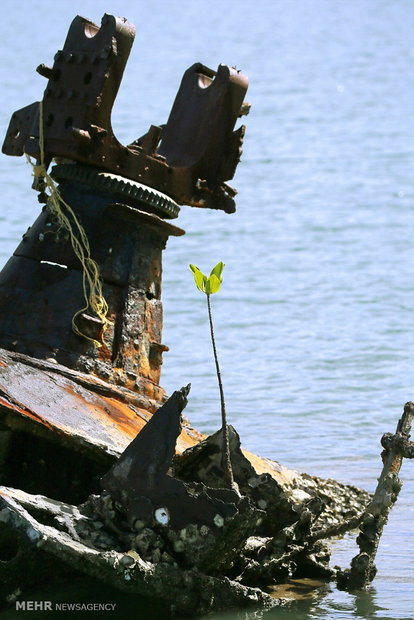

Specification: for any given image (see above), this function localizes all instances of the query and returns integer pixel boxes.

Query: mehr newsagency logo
[16,601,116,612]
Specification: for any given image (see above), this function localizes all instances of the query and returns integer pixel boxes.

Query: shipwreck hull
[0,347,371,615]
[4,11,408,617]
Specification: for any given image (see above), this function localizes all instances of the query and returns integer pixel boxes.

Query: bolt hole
[0,523,20,563]
[53,69,61,81]
[84,23,99,39]
[46,114,54,128]
[64,117,73,130]
[154,507,170,525]
[83,72,92,85]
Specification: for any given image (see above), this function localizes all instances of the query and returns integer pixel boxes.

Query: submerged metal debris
[337,402,414,590]
[0,486,277,617]
[0,385,371,615]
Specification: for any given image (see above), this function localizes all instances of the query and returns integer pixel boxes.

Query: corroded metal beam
[337,402,414,590]
[0,349,201,460]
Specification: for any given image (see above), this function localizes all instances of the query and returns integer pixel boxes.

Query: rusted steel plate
[0,349,200,458]
[0,349,298,489]
[13,200,184,290]
[0,197,179,389]
[0,256,126,380]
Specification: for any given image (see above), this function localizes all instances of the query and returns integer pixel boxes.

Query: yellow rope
[26,101,108,347]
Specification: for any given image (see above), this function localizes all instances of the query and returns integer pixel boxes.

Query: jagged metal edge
[50,164,180,219]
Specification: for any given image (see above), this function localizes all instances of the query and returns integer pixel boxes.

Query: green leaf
[190,262,224,295]
[210,261,225,283]
[189,264,206,293]
[207,273,222,294]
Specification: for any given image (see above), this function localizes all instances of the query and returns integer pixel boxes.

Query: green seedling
[189,261,235,490]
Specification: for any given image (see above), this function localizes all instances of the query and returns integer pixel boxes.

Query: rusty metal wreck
[0,12,411,617]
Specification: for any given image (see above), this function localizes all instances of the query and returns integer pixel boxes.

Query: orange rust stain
[0,378,201,457]
[94,395,201,450]
[57,383,203,451]
[0,396,54,431]
[140,359,151,380]
[96,397,147,439]
[62,383,145,440]
[98,342,112,362]
[390,456,403,474]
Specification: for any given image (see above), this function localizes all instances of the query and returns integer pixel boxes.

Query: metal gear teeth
[50,164,180,219]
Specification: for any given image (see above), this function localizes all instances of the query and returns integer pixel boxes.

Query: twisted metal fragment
[337,401,414,590]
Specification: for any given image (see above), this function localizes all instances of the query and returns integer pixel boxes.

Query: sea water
[0,1,413,618]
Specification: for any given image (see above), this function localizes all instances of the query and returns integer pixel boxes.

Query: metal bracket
[2,14,249,214]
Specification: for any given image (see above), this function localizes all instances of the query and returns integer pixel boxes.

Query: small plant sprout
[189,261,235,490]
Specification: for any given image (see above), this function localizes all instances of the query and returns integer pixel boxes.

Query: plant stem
[206,293,234,489]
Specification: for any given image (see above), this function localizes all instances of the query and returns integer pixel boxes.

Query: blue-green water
[1,0,414,618]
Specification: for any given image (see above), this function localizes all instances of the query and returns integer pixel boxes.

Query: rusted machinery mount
[2,13,249,213]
